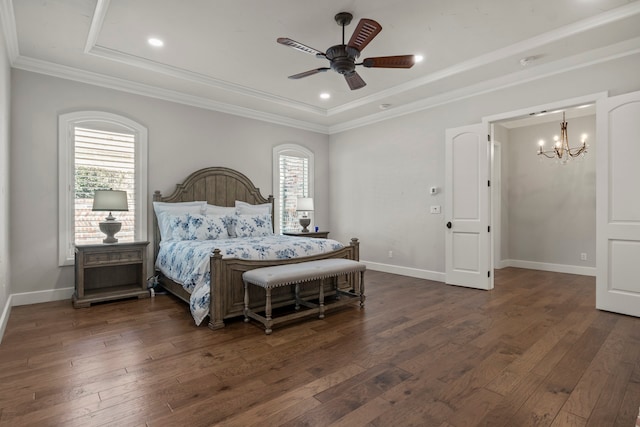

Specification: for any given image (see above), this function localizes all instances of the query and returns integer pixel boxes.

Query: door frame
[481,91,607,277]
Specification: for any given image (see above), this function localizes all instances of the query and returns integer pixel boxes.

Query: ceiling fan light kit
[277,12,415,90]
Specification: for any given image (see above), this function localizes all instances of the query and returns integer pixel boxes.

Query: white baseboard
[501,259,596,276]
[11,287,74,306]
[361,260,446,283]
[0,294,12,344]
[0,286,74,343]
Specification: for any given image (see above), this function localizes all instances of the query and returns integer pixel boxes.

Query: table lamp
[296,197,314,232]
[92,189,128,243]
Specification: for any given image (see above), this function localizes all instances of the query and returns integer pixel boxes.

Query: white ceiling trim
[0,0,18,63]
[84,1,326,116]
[329,38,640,134]
[328,1,640,116]
[11,55,329,134]
[84,0,110,54]
[86,45,327,116]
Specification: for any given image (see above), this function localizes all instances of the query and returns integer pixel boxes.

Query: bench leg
[294,283,300,311]
[319,279,325,319]
[359,270,366,307]
[243,281,249,323]
[264,287,273,335]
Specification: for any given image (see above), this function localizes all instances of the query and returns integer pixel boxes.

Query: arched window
[58,111,148,265]
[272,144,314,234]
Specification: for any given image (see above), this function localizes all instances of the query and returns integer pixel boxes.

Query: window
[58,112,148,266]
[272,144,314,234]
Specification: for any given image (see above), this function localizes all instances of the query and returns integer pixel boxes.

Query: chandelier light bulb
[538,139,545,147]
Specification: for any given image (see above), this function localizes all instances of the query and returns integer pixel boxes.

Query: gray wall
[329,53,640,278]
[0,17,10,335]
[9,70,330,294]
[504,115,596,268]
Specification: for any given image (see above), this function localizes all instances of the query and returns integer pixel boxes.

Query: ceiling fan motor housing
[326,45,360,74]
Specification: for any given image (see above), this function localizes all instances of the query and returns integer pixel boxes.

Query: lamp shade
[92,190,129,212]
[296,197,314,212]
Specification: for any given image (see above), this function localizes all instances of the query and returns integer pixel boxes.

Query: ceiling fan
[277,12,416,90]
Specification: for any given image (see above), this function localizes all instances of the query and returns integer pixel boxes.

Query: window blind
[279,154,309,232]
[74,127,136,244]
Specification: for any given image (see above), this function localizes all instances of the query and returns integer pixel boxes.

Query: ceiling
[2,0,640,133]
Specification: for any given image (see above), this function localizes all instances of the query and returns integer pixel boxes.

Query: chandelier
[537,112,587,163]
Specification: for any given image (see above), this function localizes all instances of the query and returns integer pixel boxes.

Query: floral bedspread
[155,236,345,325]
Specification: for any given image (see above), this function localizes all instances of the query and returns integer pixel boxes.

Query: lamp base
[299,217,311,233]
[99,220,122,244]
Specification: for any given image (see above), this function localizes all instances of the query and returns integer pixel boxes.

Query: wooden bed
[152,167,360,330]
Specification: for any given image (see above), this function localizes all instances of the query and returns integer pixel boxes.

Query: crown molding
[83,1,326,117]
[328,38,640,134]
[86,45,328,117]
[0,0,19,63]
[84,0,110,54]
[11,55,329,134]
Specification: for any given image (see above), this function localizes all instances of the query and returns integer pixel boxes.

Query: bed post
[268,195,275,232]
[350,238,360,261]
[208,249,225,330]
[152,191,162,265]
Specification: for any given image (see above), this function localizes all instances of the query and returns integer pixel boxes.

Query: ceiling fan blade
[344,71,366,90]
[277,38,325,57]
[347,19,382,52]
[362,55,416,68]
[288,68,330,79]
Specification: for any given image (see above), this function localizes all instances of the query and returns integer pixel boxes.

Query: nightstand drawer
[110,250,143,263]
[84,250,142,266]
[84,252,111,265]
[84,249,142,265]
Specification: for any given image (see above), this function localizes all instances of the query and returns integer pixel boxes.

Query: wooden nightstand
[73,241,150,308]
[283,231,330,239]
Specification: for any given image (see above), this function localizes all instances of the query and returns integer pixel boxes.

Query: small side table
[283,231,330,239]
[74,241,150,308]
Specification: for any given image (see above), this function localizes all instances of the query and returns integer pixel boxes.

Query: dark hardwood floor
[1,268,639,426]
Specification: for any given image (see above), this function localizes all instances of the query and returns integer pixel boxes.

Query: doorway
[489,104,597,277]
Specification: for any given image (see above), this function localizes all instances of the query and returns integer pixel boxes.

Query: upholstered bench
[242,258,366,334]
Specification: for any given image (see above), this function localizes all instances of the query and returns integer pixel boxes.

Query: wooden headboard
[152,167,275,260]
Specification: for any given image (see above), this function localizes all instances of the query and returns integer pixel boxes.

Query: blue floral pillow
[235,214,274,237]
[168,213,193,240]
[187,214,229,240]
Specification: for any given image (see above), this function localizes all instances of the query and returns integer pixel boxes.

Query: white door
[596,90,640,317]
[445,124,492,290]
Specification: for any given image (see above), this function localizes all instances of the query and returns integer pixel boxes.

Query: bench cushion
[242,259,365,289]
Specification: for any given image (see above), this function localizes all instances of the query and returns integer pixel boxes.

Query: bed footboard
[208,238,359,330]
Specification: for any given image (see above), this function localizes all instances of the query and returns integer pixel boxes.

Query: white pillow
[235,200,272,215]
[205,204,236,215]
[234,214,274,238]
[153,201,206,241]
[186,214,229,240]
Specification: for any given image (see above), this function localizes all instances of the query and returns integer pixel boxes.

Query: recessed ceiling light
[148,38,164,47]
[414,55,424,63]
[379,103,392,110]
[320,92,330,99]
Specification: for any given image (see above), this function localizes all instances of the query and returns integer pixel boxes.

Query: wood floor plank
[1,268,639,426]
